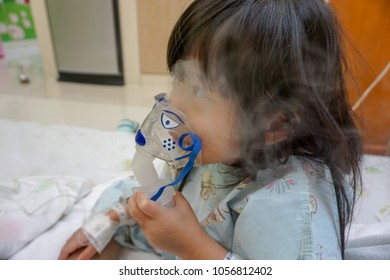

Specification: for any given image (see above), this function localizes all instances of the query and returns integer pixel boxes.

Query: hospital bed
[0,118,389,259]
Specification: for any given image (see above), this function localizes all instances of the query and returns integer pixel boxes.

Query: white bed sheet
[348,155,390,246]
[9,177,161,260]
[0,118,160,259]
[0,118,389,259]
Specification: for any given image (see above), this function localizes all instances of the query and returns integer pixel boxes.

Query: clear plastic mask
[135,92,202,169]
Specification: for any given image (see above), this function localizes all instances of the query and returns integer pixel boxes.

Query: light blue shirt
[97,156,342,259]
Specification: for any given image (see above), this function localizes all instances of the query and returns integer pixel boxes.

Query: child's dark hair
[167,0,362,258]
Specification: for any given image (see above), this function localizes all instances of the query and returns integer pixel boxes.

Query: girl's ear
[264,112,298,145]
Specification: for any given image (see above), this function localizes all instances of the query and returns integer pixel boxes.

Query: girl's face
[168,69,241,165]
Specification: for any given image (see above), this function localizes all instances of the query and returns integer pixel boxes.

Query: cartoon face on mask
[135,93,202,170]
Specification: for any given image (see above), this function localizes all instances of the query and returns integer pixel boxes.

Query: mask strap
[150,132,202,201]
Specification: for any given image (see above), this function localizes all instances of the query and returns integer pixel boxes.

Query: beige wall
[137,0,193,74]
[31,0,192,85]
[30,0,57,81]
[119,0,140,84]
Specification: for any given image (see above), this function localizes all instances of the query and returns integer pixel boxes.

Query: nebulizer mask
[133,92,202,202]
[81,93,202,253]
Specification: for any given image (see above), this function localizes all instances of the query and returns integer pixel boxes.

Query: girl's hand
[58,228,98,260]
[128,191,227,259]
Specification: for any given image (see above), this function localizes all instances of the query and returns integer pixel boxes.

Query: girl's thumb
[173,191,189,208]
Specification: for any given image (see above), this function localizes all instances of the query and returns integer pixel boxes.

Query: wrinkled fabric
[0,176,90,259]
[111,156,342,259]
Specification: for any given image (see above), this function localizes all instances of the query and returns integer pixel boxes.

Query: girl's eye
[161,113,180,129]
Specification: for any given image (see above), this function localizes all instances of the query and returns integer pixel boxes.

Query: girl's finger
[77,244,97,260]
[128,193,150,224]
[58,230,84,260]
[134,191,162,218]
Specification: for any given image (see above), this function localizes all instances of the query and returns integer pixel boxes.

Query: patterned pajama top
[96,156,343,259]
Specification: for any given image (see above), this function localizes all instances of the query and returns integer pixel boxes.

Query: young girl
[59,0,362,260]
